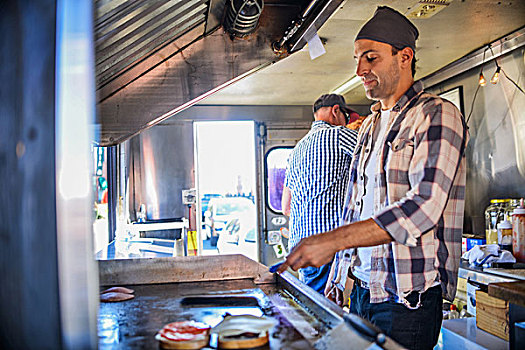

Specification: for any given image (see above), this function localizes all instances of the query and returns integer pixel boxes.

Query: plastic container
[485,199,508,245]
[497,220,513,252]
[512,199,525,263]
[460,305,470,318]
[462,236,486,255]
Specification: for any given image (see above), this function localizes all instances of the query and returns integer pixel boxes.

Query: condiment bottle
[506,199,520,221]
[512,199,525,263]
[497,220,513,252]
[459,305,469,318]
[449,304,459,319]
[485,199,507,245]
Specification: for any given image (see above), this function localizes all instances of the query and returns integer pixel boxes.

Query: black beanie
[355,6,419,51]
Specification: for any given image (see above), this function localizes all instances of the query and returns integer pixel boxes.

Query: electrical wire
[467,45,525,126]
[501,69,525,95]
[467,47,488,126]
[477,47,487,86]
[488,46,499,68]
[466,82,481,126]
[488,45,524,94]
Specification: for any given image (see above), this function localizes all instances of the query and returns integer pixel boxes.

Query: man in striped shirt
[278,7,468,349]
[281,94,358,293]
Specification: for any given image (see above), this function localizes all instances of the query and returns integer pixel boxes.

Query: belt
[348,269,370,289]
[353,276,370,290]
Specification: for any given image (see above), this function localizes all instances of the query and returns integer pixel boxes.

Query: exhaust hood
[95,0,344,146]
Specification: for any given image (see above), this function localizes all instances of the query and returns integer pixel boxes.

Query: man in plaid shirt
[278,6,468,349]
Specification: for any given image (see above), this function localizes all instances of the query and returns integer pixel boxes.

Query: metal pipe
[107,146,118,242]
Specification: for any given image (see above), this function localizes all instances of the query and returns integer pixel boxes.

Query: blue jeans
[350,284,443,350]
[299,262,332,294]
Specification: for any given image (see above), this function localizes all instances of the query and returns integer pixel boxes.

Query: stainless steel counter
[436,318,508,350]
[458,261,525,282]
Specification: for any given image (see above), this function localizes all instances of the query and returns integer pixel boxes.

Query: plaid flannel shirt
[333,81,468,306]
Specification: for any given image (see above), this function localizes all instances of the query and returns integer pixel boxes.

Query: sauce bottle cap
[498,220,512,229]
[513,198,525,215]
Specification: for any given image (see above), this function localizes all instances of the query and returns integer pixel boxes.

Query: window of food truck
[266,147,293,213]
[194,121,258,261]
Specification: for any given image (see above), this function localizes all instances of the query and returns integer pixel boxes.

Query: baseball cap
[313,94,354,115]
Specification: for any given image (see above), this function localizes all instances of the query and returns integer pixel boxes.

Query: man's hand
[276,230,340,273]
[324,261,344,306]
[325,282,344,306]
[281,186,291,217]
[276,219,392,274]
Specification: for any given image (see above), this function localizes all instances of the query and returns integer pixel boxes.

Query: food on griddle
[155,321,211,349]
[100,292,135,302]
[100,286,134,294]
[100,286,135,302]
[212,314,277,349]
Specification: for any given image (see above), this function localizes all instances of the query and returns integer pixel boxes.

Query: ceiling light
[491,66,501,84]
[407,1,451,19]
[332,75,362,95]
[479,72,487,86]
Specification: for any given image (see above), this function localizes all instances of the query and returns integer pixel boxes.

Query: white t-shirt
[353,108,391,283]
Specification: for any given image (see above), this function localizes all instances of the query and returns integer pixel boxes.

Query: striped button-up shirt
[285,121,358,249]
[334,81,468,305]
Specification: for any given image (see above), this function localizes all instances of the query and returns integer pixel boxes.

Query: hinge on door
[257,122,266,139]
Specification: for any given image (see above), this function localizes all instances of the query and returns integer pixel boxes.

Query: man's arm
[277,218,392,272]
[281,186,291,217]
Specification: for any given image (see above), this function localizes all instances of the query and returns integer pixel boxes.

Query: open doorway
[194,121,258,261]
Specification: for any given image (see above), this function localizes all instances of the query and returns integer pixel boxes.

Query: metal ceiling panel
[94,0,208,93]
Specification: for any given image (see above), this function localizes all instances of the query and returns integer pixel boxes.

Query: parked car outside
[217,213,257,261]
[200,193,222,220]
[204,196,255,243]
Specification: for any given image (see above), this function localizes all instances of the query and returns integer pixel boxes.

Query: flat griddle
[97,255,386,349]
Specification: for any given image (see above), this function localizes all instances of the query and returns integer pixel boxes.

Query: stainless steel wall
[427,48,525,234]
[126,120,195,221]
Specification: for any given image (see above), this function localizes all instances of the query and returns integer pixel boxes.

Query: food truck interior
[2,0,525,349]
